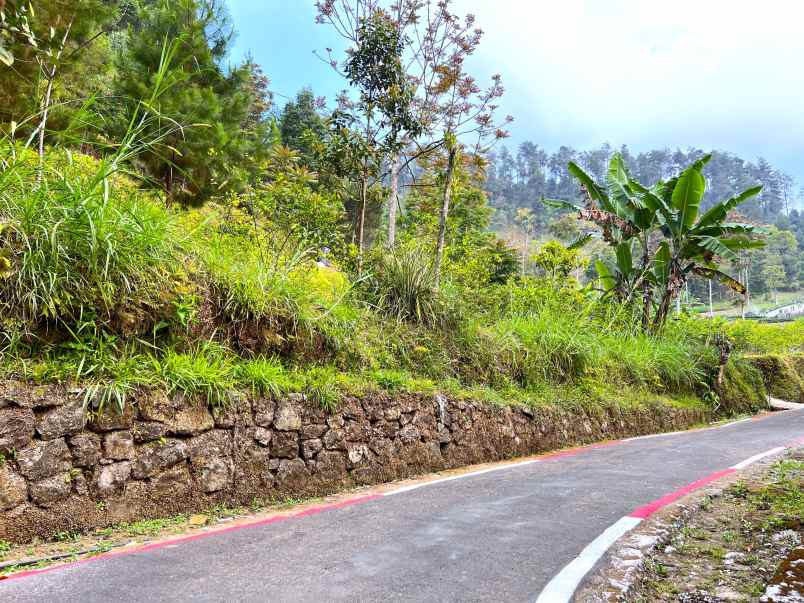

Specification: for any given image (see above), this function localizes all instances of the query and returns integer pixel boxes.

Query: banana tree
[548,152,661,328]
[641,154,764,328]
[550,152,764,331]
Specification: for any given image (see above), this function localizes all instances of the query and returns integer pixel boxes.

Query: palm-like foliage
[550,152,764,330]
[368,246,443,326]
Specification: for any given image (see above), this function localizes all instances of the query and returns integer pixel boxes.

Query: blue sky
[227,1,804,195]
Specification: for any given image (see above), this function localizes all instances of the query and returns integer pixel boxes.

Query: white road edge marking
[534,517,642,603]
[622,430,686,442]
[622,417,753,443]
[383,459,541,496]
[534,444,791,602]
[717,417,753,428]
[731,446,786,470]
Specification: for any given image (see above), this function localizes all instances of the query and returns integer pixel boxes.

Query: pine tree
[279,88,326,163]
[111,0,255,200]
[0,0,116,138]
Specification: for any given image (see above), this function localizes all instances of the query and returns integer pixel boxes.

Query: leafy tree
[760,255,786,304]
[400,1,511,288]
[532,241,587,282]
[515,207,536,272]
[396,152,516,290]
[240,56,273,131]
[316,2,419,266]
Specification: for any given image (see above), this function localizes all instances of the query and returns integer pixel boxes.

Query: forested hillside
[487,144,804,307]
[0,0,801,421]
[488,144,802,226]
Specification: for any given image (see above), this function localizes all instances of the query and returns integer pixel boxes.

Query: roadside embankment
[1,353,799,544]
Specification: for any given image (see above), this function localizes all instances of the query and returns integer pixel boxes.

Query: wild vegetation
[0,0,801,419]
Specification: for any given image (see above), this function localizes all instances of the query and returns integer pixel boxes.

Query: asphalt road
[2,409,803,603]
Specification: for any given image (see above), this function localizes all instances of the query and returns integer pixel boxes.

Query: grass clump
[0,145,182,338]
[154,343,236,407]
[234,357,293,397]
[364,245,446,327]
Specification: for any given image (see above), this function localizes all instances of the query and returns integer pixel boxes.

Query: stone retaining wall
[0,381,709,543]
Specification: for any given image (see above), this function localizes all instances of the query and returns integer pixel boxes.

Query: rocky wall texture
[0,381,709,543]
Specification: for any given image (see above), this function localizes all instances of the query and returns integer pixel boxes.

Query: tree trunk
[715,334,732,396]
[35,20,72,184]
[387,153,400,248]
[522,229,529,273]
[36,68,55,183]
[708,279,713,316]
[640,238,651,331]
[357,174,368,272]
[745,267,751,314]
[165,151,175,199]
[654,290,673,331]
[433,145,457,290]
[357,110,372,272]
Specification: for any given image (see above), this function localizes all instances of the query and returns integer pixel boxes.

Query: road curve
[2,409,803,603]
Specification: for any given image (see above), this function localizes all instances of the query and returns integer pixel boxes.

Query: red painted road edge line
[0,494,382,582]
[628,468,736,519]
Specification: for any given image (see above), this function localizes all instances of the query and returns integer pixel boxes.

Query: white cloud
[458,0,804,178]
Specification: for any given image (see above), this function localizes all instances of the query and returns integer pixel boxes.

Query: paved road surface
[2,409,802,602]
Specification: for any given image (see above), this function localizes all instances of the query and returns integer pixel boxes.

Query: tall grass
[457,289,708,394]
[0,148,179,331]
[0,40,187,337]
[155,341,236,407]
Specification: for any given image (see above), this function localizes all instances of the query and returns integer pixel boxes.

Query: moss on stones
[718,358,768,414]
[746,354,804,403]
